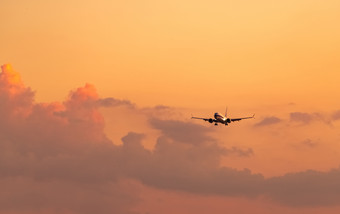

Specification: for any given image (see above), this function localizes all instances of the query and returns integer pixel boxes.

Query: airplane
[191,108,255,126]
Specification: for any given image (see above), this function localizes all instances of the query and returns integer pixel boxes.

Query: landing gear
[214,123,218,126]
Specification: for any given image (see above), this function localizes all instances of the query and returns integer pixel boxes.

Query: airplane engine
[208,119,214,123]
[226,118,231,123]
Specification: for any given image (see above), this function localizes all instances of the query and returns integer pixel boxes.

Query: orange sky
[2,0,340,107]
[1,0,340,213]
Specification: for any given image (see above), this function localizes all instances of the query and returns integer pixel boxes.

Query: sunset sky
[1,0,340,213]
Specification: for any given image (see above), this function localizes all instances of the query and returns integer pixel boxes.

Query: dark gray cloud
[254,116,282,127]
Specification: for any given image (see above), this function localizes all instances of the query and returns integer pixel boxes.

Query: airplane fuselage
[214,112,226,122]
[191,109,254,126]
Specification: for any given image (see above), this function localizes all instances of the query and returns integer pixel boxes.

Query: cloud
[98,97,135,108]
[301,138,318,148]
[149,118,215,145]
[254,116,282,127]
[0,65,138,214]
[0,178,139,214]
[290,112,315,124]
[119,129,263,197]
[2,64,340,212]
[289,111,334,126]
[289,111,333,125]
[0,64,34,120]
[140,105,181,119]
[142,121,258,194]
[117,121,340,207]
[331,110,340,121]
[226,147,254,157]
[266,168,340,207]
[291,139,319,151]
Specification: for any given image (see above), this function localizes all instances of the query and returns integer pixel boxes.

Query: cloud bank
[1,65,340,213]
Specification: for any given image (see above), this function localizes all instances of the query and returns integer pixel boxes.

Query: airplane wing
[230,114,255,122]
[191,117,216,122]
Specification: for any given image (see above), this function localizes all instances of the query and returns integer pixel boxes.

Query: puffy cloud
[121,126,340,207]
[2,65,340,212]
[117,121,340,207]
[0,64,34,120]
[254,116,282,127]
[0,64,28,93]
[0,65,137,214]
[119,122,263,197]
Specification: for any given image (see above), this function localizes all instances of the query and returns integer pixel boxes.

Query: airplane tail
[224,106,228,117]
